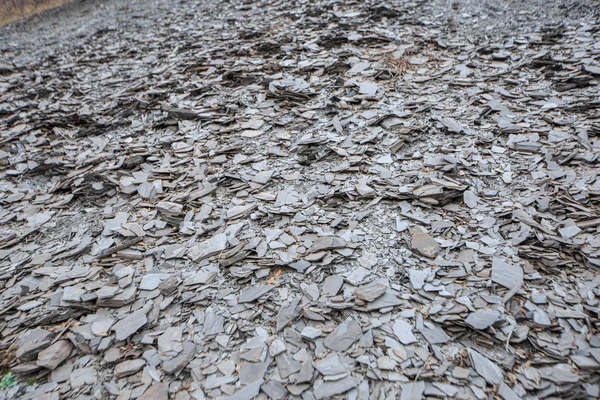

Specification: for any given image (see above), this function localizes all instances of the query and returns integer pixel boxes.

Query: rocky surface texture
[1,0,600,399]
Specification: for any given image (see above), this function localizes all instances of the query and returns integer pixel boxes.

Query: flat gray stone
[139,383,168,400]
[239,285,274,303]
[492,257,523,289]
[97,284,136,307]
[538,363,580,384]
[16,329,54,361]
[36,340,73,370]
[411,232,440,258]
[261,380,288,400]
[158,326,183,358]
[239,361,268,385]
[114,359,145,378]
[353,279,387,302]
[112,308,147,341]
[421,325,450,344]
[276,297,300,332]
[313,353,346,376]
[204,307,225,335]
[137,182,157,199]
[140,274,163,290]
[559,225,581,239]
[70,367,97,387]
[464,190,478,208]
[225,379,263,400]
[276,353,301,378]
[313,376,356,399]
[308,237,346,253]
[393,320,417,345]
[498,382,520,400]
[366,291,403,311]
[465,310,501,330]
[322,275,344,296]
[400,381,425,400]
[324,319,362,351]
[408,268,429,290]
[468,348,503,385]
[188,233,228,261]
[162,341,196,374]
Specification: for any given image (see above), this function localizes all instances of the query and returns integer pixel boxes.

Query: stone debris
[0,0,599,398]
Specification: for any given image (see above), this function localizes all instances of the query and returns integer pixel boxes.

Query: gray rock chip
[70,367,97,387]
[239,285,274,303]
[261,380,288,400]
[313,353,346,376]
[139,383,168,400]
[400,381,425,400]
[156,201,183,215]
[239,361,268,385]
[36,340,73,370]
[322,275,344,296]
[313,376,357,399]
[188,233,228,261]
[324,319,362,351]
[225,379,263,400]
[393,320,417,344]
[464,190,478,208]
[468,348,503,385]
[112,308,148,341]
[204,307,225,335]
[301,326,322,339]
[353,279,387,302]
[452,366,470,379]
[411,232,440,258]
[365,291,403,311]
[97,284,136,307]
[308,237,346,253]
[559,225,581,239]
[421,325,450,344]
[276,297,300,331]
[140,274,163,290]
[158,326,183,358]
[498,382,520,400]
[276,353,301,378]
[114,359,145,378]
[538,363,580,384]
[16,329,54,361]
[162,341,196,374]
[492,257,523,289]
[408,268,429,290]
[465,310,501,330]
[137,182,157,199]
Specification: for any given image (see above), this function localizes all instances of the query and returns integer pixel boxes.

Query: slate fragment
[465,310,501,330]
[239,285,274,303]
[468,348,503,385]
[313,376,357,399]
[16,329,54,361]
[36,340,73,370]
[353,279,387,302]
[112,308,148,341]
[114,359,145,378]
[492,257,523,289]
[323,319,362,351]
[411,232,440,258]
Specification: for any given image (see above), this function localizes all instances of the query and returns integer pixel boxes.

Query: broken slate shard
[411,232,440,258]
[468,348,503,385]
[465,310,501,330]
[239,285,274,303]
[323,319,362,351]
[492,257,523,289]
